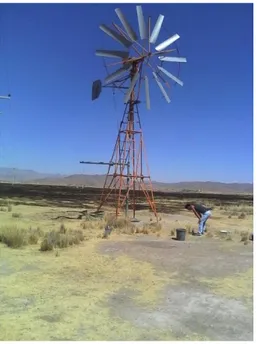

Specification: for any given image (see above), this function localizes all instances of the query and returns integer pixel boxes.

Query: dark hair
[185,203,191,209]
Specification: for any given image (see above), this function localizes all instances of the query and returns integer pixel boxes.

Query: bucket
[176,228,186,241]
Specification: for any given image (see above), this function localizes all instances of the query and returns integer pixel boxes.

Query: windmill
[82,5,187,220]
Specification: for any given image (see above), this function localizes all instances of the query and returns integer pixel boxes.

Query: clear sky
[0,3,253,183]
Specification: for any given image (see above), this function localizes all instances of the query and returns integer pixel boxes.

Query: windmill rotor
[92,5,187,108]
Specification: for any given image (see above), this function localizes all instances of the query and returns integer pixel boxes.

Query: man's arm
[190,205,201,220]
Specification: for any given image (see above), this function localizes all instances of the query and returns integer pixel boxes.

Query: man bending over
[185,203,212,236]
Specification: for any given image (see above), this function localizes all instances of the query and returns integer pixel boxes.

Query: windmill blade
[149,15,164,44]
[124,70,139,104]
[145,76,150,110]
[95,50,129,59]
[115,8,138,42]
[92,80,102,100]
[99,24,132,48]
[157,66,184,86]
[155,34,180,51]
[136,6,147,40]
[0,95,11,100]
[104,64,131,85]
[152,72,171,103]
[159,56,187,63]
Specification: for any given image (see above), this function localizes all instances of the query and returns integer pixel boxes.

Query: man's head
[185,203,191,210]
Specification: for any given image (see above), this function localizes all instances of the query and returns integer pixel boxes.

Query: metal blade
[155,34,180,51]
[115,8,138,42]
[95,50,129,59]
[0,95,11,100]
[124,70,139,104]
[92,80,102,100]
[149,14,164,44]
[104,64,131,85]
[99,24,132,48]
[157,66,184,86]
[159,56,187,63]
[136,6,147,40]
[152,72,171,103]
[145,76,150,110]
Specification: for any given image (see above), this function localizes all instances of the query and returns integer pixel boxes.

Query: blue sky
[0,3,253,183]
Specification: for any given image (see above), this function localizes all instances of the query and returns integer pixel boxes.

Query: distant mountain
[0,168,252,194]
[0,167,64,183]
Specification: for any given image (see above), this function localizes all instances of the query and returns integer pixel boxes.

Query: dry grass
[0,226,28,248]
[0,239,173,340]
[0,196,253,340]
[40,225,85,251]
[200,268,253,302]
[220,204,253,217]
[12,212,22,218]
[240,231,250,242]
[0,225,45,248]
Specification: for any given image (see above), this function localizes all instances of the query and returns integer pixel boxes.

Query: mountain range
[0,167,253,194]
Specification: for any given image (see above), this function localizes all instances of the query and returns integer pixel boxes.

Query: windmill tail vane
[86,5,187,219]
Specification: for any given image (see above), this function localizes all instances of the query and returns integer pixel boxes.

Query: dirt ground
[0,185,254,341]
[99,236,253,341]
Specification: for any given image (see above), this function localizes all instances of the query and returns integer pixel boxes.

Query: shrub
[185,224,193,234]
[105,214,129,229]
[40,228,84,252]
[12,213,22,218]
[40,238,54,251]
[104,214,136,235]
[148,222,162,233]
[238,213,246,220]
[170,229,175,237]
[0,226,28,248]
[58,234,69,248]
[27,227,43,245]
[240,231,249,242]
[73,229,84,242]
[7,204,12,212]
[59,223,67,234]
[0,207,7,212]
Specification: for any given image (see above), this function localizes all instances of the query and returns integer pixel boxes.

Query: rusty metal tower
[86,5,187,219]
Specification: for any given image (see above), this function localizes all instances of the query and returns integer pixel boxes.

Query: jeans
[198,210,212,234]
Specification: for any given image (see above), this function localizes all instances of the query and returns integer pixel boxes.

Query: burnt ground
[0,182,253,213]
[99,236,253,341]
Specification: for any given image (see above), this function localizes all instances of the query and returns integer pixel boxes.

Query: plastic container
[176,228,186,241]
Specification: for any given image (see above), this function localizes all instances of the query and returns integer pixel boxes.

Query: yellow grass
[199,268,253,301]
[0,239,179,340]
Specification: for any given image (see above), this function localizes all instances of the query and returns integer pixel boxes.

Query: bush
[59,223,67,234]
[12,213,22,218]
[40,228,84,252]
[7,204,12,212]
[73,229,84,242]
[40,238,54,251]
[0,226,28,248]
[27,227,43,245]
[238,213,246,219]
[105,214,130,229]
[240,231,249,242]
[0,207,7,212]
